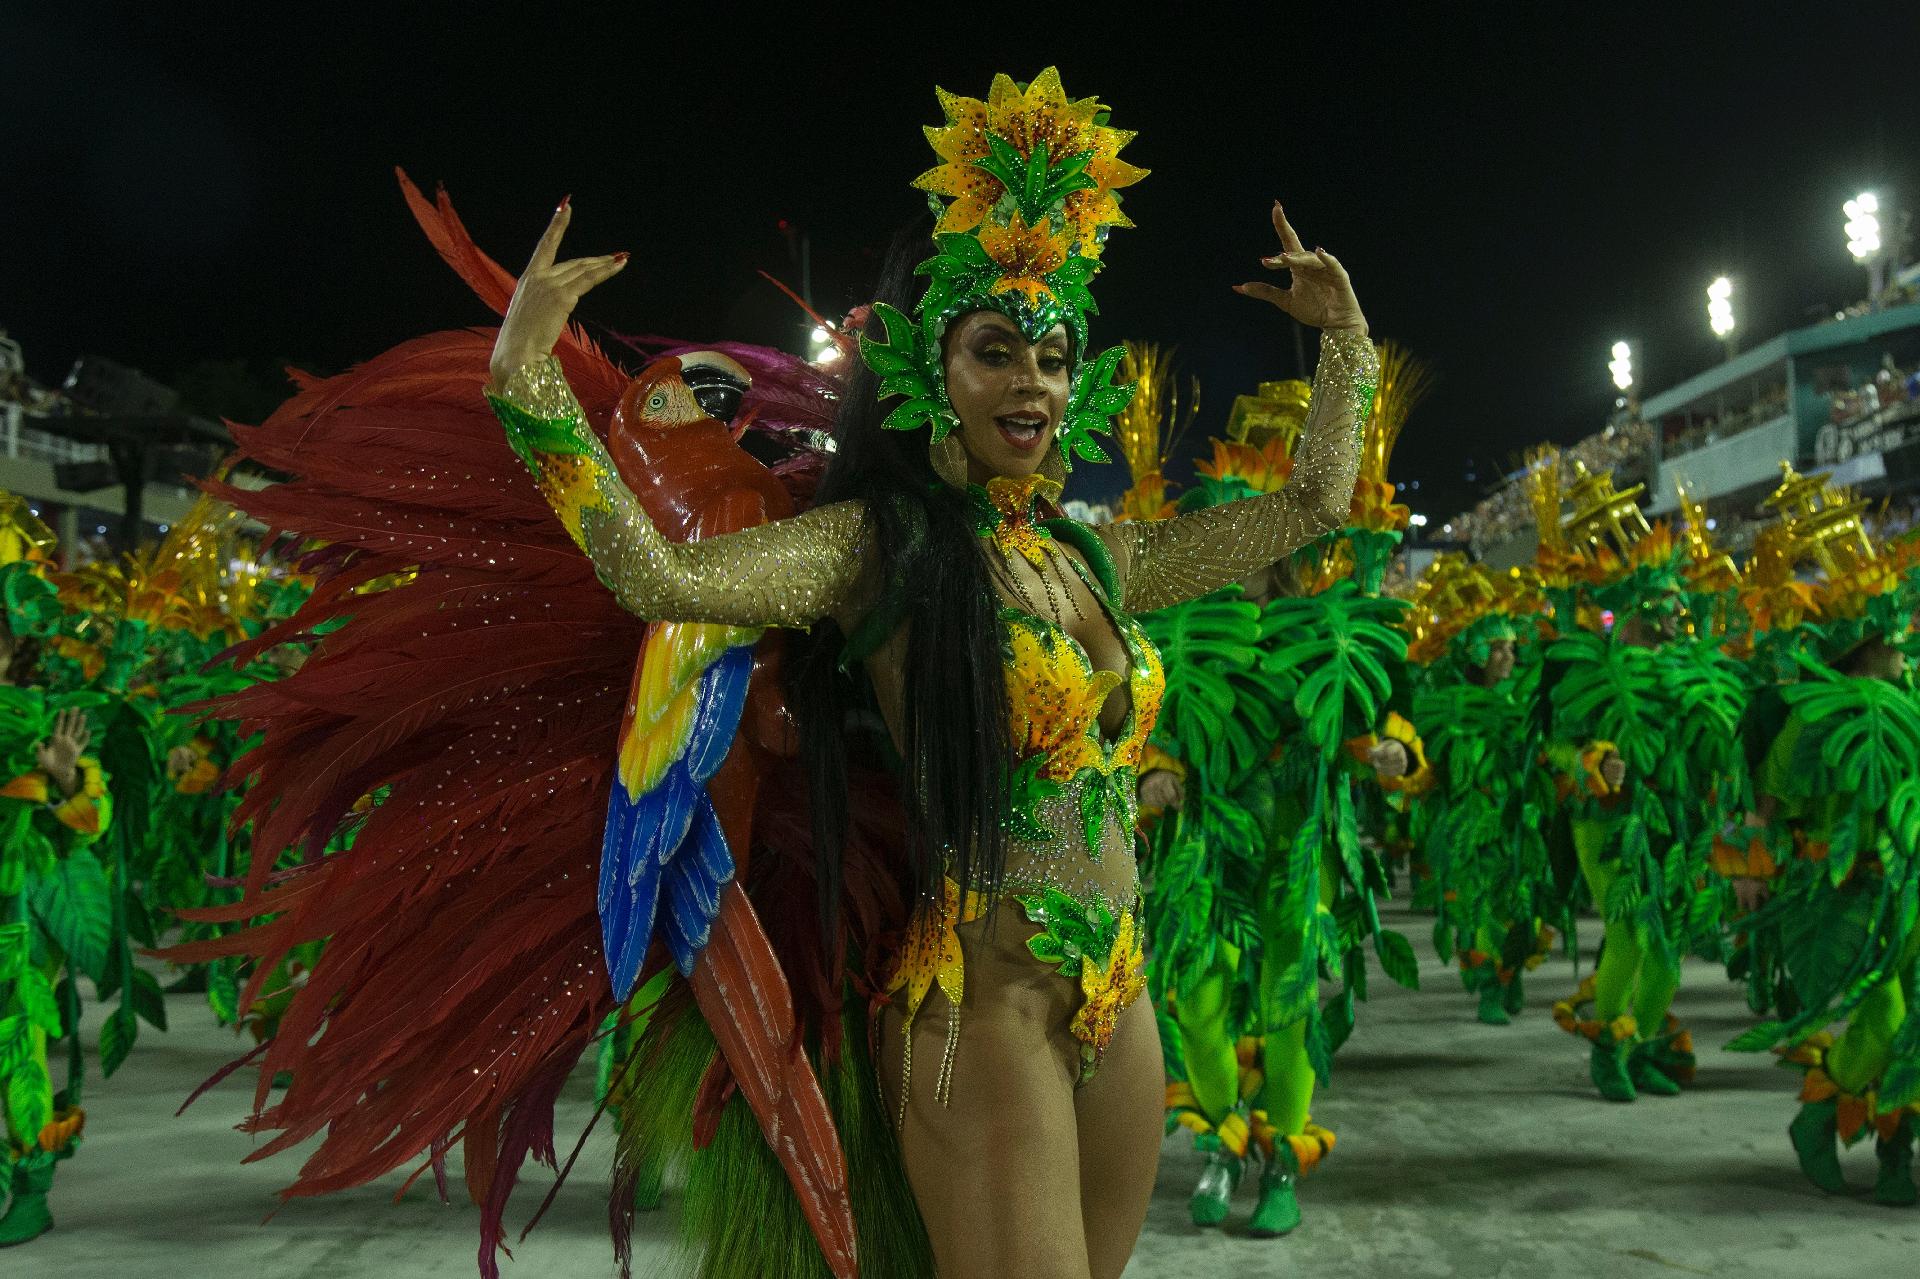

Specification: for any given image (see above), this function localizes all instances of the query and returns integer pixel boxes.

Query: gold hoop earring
[930,432,970,489]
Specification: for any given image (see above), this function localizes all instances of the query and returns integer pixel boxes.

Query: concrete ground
[24,909,1920,1279]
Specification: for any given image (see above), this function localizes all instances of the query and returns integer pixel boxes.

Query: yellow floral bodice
[995,527,1165,916]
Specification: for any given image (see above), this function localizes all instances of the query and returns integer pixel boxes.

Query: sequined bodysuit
[487,328,1378,1083]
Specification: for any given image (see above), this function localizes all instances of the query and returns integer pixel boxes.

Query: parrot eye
[647,393,666,411]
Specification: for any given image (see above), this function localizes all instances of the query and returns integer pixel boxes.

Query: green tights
[1574,817,1681,1029]
[1173,859,1334,1138]
[1827,928,1920,1095]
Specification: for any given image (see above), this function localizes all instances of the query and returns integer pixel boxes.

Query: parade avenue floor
[30,908,1920,1279]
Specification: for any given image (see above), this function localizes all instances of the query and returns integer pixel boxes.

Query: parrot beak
[677,352,752,426]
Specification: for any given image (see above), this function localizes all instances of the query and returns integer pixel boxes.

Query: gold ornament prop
[1560,460,1651,560]
[1524,446,1568,555]
[1114,342,1199,520]
[1761,461,1874,579]
[1224,378,1310,452]
[0,490,58,567]
[1673,477,1739,592]
[1363,342,1434,493]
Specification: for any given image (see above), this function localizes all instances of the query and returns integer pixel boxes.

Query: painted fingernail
[559,194,572,211]
[1262,255,1284,266]
[613,251,630,263]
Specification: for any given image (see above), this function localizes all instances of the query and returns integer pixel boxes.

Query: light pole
[1609,340,1634,393]
[1707,277,1738,359]
[1846,191,1886,304]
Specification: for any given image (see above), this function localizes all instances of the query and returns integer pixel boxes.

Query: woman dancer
[485,69,1374,1277]
[192,69,1377,1279]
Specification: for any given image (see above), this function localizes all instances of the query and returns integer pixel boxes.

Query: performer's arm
[1098,328,1374,613]
[488,358,866,628]
[484,199,865,629]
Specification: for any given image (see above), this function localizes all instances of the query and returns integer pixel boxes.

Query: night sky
[6,5,1916,519]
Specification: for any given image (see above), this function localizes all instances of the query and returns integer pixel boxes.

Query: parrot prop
[597,352,768,996]
[164,171,872,1278]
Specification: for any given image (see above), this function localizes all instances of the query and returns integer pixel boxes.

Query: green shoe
[1188,1132,1242,1228]
[1246,1159,1302,1238]
[0,1156,54,1248]
[1476,983,1512,1026]
[1875,1118,1917,1207]
[1589,1036,1637,1103]
[1628,1044,1682,1096]
[1502,970,1526,1016]
[1788,1099,1851,1196]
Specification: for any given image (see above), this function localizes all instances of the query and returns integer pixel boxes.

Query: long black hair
[786,223,1011,930]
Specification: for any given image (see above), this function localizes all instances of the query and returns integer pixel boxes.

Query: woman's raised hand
[488,200,629,387]
[36,707,91,796]
[1235,202,1367,336]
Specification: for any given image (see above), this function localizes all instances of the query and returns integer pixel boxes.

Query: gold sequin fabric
[1101,329,1377,613]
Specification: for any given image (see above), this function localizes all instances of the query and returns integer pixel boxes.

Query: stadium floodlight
[1845,192,1882,261]
[1408,512,1429,529]
[1609,340,1633,391]
[1707,277,1736,338]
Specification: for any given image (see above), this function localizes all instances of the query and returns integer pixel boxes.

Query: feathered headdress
[859,68,1146,468]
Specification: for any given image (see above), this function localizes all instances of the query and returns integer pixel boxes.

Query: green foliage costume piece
[1548,627,1748,976]
[1415,665,1556,1000]
[1731,666,1920,1092]
[0,683,123,1246]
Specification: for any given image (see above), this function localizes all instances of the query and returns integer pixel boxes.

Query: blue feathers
[598,643,752,998]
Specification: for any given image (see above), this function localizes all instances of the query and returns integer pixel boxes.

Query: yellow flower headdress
[860,68,1148,469]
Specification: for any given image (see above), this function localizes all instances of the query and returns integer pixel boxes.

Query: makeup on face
[943,313,1072,475]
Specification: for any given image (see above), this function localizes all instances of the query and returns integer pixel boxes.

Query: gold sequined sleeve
[1099,329,1377,613]
[485,356,867,628]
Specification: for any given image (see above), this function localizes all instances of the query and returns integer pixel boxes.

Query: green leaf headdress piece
[859,68,1148,470]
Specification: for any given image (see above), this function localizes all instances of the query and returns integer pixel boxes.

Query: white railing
[0,405,108,463]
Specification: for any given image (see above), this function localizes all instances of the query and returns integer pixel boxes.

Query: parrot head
[612,351,752,435]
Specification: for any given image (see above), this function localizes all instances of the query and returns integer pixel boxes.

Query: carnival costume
[180,69,1376,1278]
[0,498,116,1245]
[1143,353,1416,1236]
[1725,466,1920,1205]
[1404,555,1556,1025]
[1533,458,1748,1102]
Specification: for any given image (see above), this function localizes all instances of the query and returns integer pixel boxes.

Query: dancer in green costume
[1725,466,1920,1205]
[0,498,116,1245]
[1140,350,1431,1237]
[1531,458,1749,1103]
[1404,554,1556,1025]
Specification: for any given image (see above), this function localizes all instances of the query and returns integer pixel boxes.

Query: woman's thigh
[1073,996,1164,1279]
[879,978,1093,1279]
